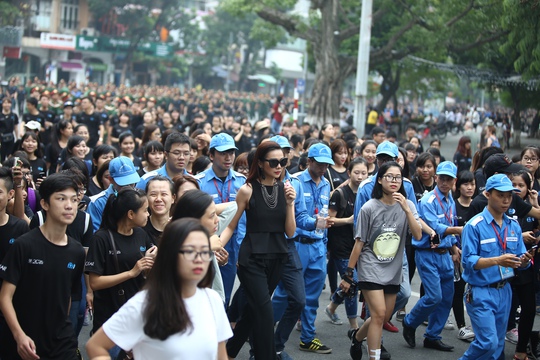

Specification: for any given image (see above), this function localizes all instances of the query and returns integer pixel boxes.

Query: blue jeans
[68,275,87,341]
[273,239,306,352]
[330,257,358,318]
[271,118,281,134]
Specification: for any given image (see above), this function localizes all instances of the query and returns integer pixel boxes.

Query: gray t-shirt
[355,199,419,285]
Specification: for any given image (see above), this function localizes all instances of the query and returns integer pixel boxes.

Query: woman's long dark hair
[66,135,86,158]
[246,141,283,184]
[51,119,71,154]
[456,136,472,158]
[372,161,407,199]
[143,218,214,340]
[171,189,213,220]
[101,188,147,231]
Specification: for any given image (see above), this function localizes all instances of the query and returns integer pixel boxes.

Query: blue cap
[308,143,335,165]
[485,174,520,193]
[436,161,458,178]
[109,156,141,186]
[209,133,238,152]
[269,135,292,149]
[376,141,399,158]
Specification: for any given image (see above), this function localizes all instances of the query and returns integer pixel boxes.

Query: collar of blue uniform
[481,206,511,227]
[207,166,235,181]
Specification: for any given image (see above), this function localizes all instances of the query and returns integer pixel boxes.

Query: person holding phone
[402,161,463,352]
[460,174,532,360]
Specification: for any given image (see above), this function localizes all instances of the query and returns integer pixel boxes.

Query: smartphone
[529,245,538,253]
[534,230,540,238]
[431,233,440,245]
[38,172,46,178]
[13,157,19,166]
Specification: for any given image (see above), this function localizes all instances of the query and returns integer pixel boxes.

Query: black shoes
[380,344,391,360]
[349,328,363,360]
[402,323,416,348]
[423,338,454,352]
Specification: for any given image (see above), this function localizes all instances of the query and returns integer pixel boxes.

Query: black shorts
[357,281,400,294]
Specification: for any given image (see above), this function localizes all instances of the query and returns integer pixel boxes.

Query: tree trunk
[509,86,521,148]
[376,66,401,112]
[306,0,343,127]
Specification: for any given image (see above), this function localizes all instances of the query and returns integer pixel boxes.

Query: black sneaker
[299,338,332,354]
[380,344,391,360]
[350,328,363,360]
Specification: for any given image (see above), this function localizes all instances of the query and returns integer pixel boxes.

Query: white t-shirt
[103,288,232,359]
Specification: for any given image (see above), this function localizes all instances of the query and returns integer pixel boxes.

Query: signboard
[74,35,172,58]
[40,33,76,50]
[3,46,21,59]
[76,36,99,51]
[297,78,306,94]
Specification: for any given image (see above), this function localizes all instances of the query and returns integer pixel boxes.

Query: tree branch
[449,30,509,52]
[255,7,319,43]
[337,25,359,42]
[337,0,354,27]
[370,18,417,60]
[446,0,475,27]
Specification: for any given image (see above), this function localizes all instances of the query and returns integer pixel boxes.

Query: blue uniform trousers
[273,240,326,343]
[459,284,511,360]
[404,249,454,340]
[273,239,306,352]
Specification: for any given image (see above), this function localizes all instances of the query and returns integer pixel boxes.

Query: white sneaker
[506,328,519,344]
[457,326,475,340]
[444,319,456,330]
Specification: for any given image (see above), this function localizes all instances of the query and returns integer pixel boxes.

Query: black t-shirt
[29,210,93,248]
[112,124,131,141]
[0,111,19,140]
[411,176,435,202]
[473,168,486,197]
[327,185,356,259]
[87,177,103,197]
[325,166,349,191]
[29,157,47,182]
[77,111,103,147]
[0,228,85,359]
[0,215,30,263]
[467,192,533,222]
[454,199,471,228]
[131,113,143,131]
[23,111,47,129]
[45,142,63,174]
[143,219,162,244]
[85,228,154,332]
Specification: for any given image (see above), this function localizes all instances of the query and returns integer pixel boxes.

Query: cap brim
[313,156,335,165]
[503,163,525,173]
[437,171,457,178]
[213,145,238,152]
[376,152,397,158]
[114,173,141,187]
[488,185,520,192]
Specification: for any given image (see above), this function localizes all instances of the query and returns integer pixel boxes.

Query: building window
[32,0,53,31]
[61,0,80,31]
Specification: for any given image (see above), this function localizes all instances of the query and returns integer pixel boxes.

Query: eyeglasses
[382,175,403,182]
[237,166,249,172]
[264,158,288,168]
[178,249,213,262]
[167,151,190,158]
[523,156,538,163]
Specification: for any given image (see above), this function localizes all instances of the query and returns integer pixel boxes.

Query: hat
[255,121,269,132]
[308,143,335,165]
[484,118,495,127]
[486,174,520,193]
[484,153,524,177]
[436,161,458,178]
[109,156,141,186]
[63,101,74,108]
[376,141,399,158]
[209,133,238,152]
[269,135,292,149]
[24,120,41,131]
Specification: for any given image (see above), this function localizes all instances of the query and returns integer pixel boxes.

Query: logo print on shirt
[8,238,14,244]
[28,259,44,265]
[508,208,516,215]
[67,262,76,270]
[139,246,146,252]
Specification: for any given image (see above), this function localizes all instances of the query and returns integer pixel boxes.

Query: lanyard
[434,190,453,225]
[490,222,508,252]
[309,180,322,214]
[213,178,232,203]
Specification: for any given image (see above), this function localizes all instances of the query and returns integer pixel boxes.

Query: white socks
[369,348,381,360]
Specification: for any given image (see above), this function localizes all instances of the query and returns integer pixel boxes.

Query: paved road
[78,131,536,359]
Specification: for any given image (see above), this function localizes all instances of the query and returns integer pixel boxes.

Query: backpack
[334,187,350,218]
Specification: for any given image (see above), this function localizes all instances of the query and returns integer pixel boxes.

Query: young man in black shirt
[0,173,85,360]
[76,97,105,148]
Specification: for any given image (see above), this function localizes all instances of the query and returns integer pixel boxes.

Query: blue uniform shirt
[354,174,417,227]
[462,207,527,287]
[285,170,316,233]
[87,185,115,232]
[414,186,458,249]
[293,170,330,241]
[136,164,188,190]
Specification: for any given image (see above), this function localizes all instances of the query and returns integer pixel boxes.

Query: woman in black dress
[221,141,296,360]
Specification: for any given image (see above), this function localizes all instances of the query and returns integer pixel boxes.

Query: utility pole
[225,32,233,95]
[353,0,373,137]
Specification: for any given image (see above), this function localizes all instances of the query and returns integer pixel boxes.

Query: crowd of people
[0,82,539,360]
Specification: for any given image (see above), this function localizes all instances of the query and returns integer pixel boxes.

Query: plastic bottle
[315,204,328,236]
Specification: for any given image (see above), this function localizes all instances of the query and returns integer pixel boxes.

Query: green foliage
[0,1,21,27]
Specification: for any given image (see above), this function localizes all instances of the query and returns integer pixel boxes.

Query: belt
[294,237,320,245]
[488,280,508,289]
[418,247,448,254]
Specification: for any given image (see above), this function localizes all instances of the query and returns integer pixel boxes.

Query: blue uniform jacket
[136,164,188,190]
[462,207,527,287]
[87,185,114,232]
[284,171,316,234]
[293,170,330,242]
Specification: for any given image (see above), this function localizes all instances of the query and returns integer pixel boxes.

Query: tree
[222,0,508,126]
[0,1,20,27]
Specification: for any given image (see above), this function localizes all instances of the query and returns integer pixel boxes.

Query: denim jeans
[330,257,358,318]
[68,275,87,341]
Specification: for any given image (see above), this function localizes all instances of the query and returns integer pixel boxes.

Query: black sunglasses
[264,158,288,168]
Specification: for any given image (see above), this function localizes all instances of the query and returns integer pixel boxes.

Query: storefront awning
[60,61,83,70]
[248,74,277,85]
